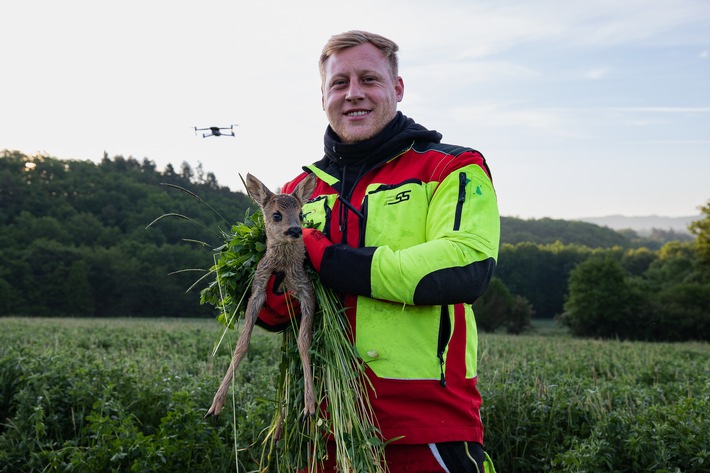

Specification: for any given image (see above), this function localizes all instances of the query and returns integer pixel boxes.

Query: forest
[1,150,708,341]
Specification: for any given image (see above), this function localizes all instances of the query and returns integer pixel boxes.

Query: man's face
[321,43,404,144]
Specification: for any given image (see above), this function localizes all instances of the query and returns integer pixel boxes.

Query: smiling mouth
[346,110,370,117]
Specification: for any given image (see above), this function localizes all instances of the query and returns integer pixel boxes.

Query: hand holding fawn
[206,173,317,419]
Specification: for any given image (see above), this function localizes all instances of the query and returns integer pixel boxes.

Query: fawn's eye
[272,212,282,222]
[299,212,304,221]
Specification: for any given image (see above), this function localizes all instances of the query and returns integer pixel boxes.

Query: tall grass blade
[160,182,232,226]
[145,213,221,238]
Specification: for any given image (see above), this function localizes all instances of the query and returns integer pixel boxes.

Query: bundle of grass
[196,179,388,472]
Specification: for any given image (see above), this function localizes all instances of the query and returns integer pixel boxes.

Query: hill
[500,216,631,248]
[577,214,700,235]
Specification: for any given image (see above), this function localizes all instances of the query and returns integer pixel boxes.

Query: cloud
[404,60,539,85]
[607,107,710,113]
[398,0,710,56]
[621,139,710,145]
[583,67,610,80]
[446,102,584,139]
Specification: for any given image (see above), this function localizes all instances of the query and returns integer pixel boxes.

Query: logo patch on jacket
[385,190,411,205]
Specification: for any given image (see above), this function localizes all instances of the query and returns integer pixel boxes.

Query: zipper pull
[438,305,450,387]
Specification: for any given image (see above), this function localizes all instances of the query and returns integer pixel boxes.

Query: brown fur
[206,173,317,419]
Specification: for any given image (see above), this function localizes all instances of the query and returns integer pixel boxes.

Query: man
[258,30,500,472]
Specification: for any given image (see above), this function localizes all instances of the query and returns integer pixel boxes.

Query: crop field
[1,317,708,472]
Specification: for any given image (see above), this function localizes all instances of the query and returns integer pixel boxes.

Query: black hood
[315,112,442,198]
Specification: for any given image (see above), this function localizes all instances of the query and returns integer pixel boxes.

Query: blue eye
[273,212,282,222]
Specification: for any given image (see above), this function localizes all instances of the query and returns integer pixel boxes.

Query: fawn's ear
[291,174,316,205]
[245,173,274,207]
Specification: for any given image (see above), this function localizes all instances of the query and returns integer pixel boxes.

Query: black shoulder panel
[412,142,493,183]
[412,141,479,157]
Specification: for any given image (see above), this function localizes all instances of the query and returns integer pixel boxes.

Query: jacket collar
[322,112,441,167]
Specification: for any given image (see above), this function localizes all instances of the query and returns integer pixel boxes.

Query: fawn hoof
[302,404,316,421]
[205,404,222,420]
[204,409,219,421]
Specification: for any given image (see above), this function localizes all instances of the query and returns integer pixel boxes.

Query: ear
[395,76,404,103]
[291,174,316,205]
[245,173,274,207]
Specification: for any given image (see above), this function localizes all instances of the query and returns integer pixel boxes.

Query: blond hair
[319,30,399,81]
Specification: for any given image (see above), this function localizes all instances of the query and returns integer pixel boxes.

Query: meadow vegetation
[1,317,707,472]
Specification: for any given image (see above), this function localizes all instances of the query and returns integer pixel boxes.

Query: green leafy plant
[199,208,266,331]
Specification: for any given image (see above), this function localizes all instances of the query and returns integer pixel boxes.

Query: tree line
[476,231,710,341]
[1,150,707,340]
[0,150,251,318]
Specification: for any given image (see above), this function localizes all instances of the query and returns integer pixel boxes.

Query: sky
[2,0,709,220]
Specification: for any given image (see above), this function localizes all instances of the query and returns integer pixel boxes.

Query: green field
[1,317,708,472]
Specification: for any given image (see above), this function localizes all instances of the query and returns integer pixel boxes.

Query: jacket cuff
[255,316,291,333]
[320,244,376,296]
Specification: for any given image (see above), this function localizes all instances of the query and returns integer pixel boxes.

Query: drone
[194,124,238,138]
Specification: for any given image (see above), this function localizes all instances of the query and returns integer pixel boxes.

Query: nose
[346,81,364,101]
[285,226,302,238]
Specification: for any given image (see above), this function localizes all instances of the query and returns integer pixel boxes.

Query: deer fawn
[206,173,317,419]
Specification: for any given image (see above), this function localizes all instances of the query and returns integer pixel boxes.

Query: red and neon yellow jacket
[280,129,500,445]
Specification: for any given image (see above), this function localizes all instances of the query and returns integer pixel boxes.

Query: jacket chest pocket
[301,194,337,234]
[362,180,431,249]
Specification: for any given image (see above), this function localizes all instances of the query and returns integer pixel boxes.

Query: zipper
[453,171,467,231]
[368,178,422,195]
[359,195,369,247]
[336,196,364,244]
[304,195,333,239]
[437,305,451,387]
[323,199,333,240]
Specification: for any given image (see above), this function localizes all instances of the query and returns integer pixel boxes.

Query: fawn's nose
[285,226,303,238]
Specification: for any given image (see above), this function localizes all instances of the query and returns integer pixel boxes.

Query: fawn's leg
[294,280,316,417]
[205,290,265,418]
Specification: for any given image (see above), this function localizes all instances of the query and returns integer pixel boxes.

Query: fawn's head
[245,173,317,244]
